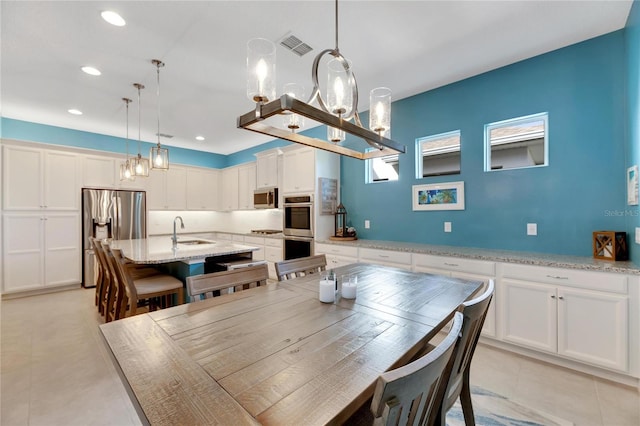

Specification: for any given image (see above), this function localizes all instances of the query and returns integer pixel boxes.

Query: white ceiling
[0,1,633,155]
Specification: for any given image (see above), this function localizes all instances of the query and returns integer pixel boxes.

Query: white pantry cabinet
[282,147,315,194]
[147,167,187,210]
[255,150,279,188]
[413,254,497,337]
[3,145,80,211]
[501,264,629,372]
[3,212,80,293]
[186,168,219,210]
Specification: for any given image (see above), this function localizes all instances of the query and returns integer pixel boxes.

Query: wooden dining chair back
[101,243,130,322]
[370,312,463,426]
[436,279,494,426]
[274,254,327,281]
[186,263,269,302]
[109,247,184,318]
[90,237,111,316]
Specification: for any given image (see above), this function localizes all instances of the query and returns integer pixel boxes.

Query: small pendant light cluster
[122,59,169,180]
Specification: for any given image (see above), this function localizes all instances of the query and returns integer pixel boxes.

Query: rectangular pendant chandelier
[237,94,405,160]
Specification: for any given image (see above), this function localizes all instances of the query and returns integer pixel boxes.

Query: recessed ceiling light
[101,11,125,27]
[81,66,101,76]
[68,109,83,115]
[195,136,205,141]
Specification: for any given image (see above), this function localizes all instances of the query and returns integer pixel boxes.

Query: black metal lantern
[334,203,347,237]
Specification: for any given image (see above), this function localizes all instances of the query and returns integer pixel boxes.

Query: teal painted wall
[626,0,640,264]
[0,118,228,169]
[340,31,627,257]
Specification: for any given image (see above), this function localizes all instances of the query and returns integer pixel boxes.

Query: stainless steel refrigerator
[82,188,147,288]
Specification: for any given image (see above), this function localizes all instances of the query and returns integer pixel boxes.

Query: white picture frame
[412,181,465,211]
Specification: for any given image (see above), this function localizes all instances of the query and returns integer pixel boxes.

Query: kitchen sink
[178,239,215,245]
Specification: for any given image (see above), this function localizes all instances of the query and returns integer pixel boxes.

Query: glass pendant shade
[132,83,149,177]
[247,38,276,103]
[327,58,353,117]
[150,145,169,170]
[132,154,149,176]
[119,160,135,181]
[120,97,136,182]
[369,87,391,138]
[327,126,345,143]
[282,83,305,130]
[150,59,169,171]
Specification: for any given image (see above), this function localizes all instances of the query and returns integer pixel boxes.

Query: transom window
[415,130,461,178]
[366,151,399,183]
[484,112,548,171]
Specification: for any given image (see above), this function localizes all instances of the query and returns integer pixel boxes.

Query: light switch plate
[444,222,452,233]
[635,227,640,244]
[527,223,537,236]
[364,220,370,229]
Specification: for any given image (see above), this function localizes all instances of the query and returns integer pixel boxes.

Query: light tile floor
[1,288,639,426]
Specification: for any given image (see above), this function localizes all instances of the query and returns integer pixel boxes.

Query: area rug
[446,386,573,426]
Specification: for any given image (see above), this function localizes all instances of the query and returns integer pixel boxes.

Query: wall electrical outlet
[527,223,537,236]
[364,220,370,229]
[444,222,452,233]
[635,227,640,244]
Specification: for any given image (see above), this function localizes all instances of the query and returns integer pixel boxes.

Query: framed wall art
[412,181,465,211]
[627,165,638,206]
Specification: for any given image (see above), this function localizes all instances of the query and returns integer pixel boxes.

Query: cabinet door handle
[378,254,389,258]
[444,262,459,267]
[546,275,568,280]
[558,296,564,300]
[550,295,556,299]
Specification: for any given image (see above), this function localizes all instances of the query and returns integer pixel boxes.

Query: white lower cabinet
[3,213,80,293]
[413,254,497,337]
[315,242,358,269]
[358,247,411,270]
[264,238,283,280]
[501,265,629,372]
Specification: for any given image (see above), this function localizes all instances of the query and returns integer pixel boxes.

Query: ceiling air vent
[155,133,174,139]
[279,33,313,57]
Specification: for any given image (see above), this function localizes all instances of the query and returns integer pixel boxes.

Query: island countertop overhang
[109,236,260,264]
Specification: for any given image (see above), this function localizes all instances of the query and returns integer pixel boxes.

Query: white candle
[319,279,335,303]
[342,275,357,299]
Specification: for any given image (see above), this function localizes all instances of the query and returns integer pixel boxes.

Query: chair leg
[460,369,475,426]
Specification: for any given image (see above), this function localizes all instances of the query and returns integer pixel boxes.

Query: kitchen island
[109,236,262,293]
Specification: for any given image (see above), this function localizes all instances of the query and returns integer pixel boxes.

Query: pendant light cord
[334,0,339,52]
[153,59,165,149]
[123,98,131,159]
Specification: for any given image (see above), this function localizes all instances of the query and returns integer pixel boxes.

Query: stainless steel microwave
[253,187,278,209]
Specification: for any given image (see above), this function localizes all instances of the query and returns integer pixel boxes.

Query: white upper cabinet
[255,150,279,188]
[238,163,256,210]
[147,167,187,210]
[3,145,79,211]
[186,168,219,210]
[83,155,116,188]
[221,167,239,211]
[282,147,315,194]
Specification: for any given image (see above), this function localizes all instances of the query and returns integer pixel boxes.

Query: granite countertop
[109,236,259,264]
[150,231,284,240]
[316,238,640,275]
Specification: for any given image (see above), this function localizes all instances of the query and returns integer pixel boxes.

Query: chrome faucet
[172,216,185,249]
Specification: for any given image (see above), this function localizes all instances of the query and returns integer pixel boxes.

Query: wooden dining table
[99,263,482,426]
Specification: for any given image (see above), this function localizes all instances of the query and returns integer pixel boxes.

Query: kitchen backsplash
[148,209,283,236]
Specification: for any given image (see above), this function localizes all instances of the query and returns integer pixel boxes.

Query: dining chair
[100,242,129,322]
[107,246,185,319]
[186,263,269,302]
[274,254,327,281]
[91,237,117,317]
[435,279,494,426]
[369,311,464,426]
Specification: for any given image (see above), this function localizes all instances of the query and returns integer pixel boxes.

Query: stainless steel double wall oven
[283,194,314,260]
